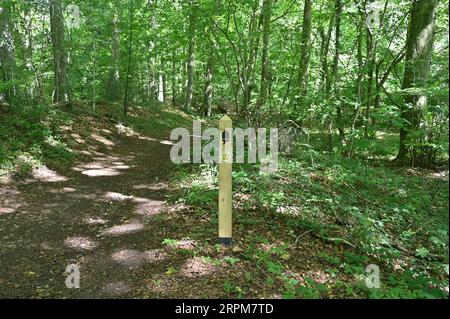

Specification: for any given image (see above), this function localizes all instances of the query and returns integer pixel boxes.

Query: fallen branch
[343,182,384,208]
[390,242,447,263]
[295,229,314,244]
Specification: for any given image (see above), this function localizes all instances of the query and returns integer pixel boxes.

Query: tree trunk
[204,54,214,117]
[107,6,121,102]
[172,50,177,107]
[147,0,158,105]
[397,0,436,163]
[0,3,16,104]
[185,7,196,112]
[352,3,365,132]
[257,0,273,109]
[319,9,335,151]
[365,29,374,137]
[123,0,134,117]
[50,0,70,104]
[298,0,312,99]
[320,12,334,99]
[242,0,263,119]
[333,0,345,141]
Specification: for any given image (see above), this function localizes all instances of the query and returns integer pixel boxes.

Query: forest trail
[0,115,192,298]
[1,110,448,299]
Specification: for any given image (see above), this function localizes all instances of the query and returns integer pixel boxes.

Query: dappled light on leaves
[181,257,217,278]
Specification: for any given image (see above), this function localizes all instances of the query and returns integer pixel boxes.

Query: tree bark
[50,0,70,104]
[298,0,312,99]
[172,50,177,107]
[397,0,436,163]
[107,5,121,102]
[242,0,263,119]
[365,27,374,137]
[123,0,134,117]
[333,0,345,141]
[0,3,16,104]
[257,0,273,108]
[185,7,196,112]
[204,54,214,117]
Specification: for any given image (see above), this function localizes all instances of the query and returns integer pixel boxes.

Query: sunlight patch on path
[132,197,164,215]
[0,187,21,215]
[134,182,168,191]
[81,168,121,177]
[104,192,132,202]
[101,220,144,236]
[31,166,68,182]
[73,155,134,177]
[64,236,98,251]
[84,217,107,225]
[91,133,115,147]
[111,248,167,267]
[48,187,77,194]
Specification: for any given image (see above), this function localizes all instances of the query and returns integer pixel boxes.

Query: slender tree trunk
[0,3,16,105]
[50,0,70,104]
[365,29,374,137]
[93,29,97,111]
[147,0,158,105]
[298,0,312,98]
[107,6,121,102]
[397,0,436,163]
[185,7,196,112]
[123,0,134,117]
[162,73,167,103]
[373,62,381,126]
[352,3,365,132]
[23,7,45,102]
[242,0,263,119]
[333,0,345,141]
[204,53,214,117]
[319,10,335,151]
[171,51,177,107]
[320,13,334,99]
[257,0,273,109]
[348,4,366,156]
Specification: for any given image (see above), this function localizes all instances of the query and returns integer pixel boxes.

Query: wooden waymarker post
[219,115,233,246]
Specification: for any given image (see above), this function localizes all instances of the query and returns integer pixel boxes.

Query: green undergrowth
[0,105,74,178]
[0,102,191,180]
[169,144,449,299]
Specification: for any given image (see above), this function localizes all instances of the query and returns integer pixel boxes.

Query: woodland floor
[0,108,342,298]
[0,106,448,299]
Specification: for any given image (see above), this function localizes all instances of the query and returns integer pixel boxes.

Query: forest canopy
[0,0,448,166]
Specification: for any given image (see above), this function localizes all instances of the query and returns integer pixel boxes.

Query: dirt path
[1,114,352,299]
[0,117,196,298]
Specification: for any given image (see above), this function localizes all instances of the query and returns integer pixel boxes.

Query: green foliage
[162,238,177,247]
[170,135,448,298]
[223,281,245,298]
[0,106,73,177]
[368,271,448,299]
